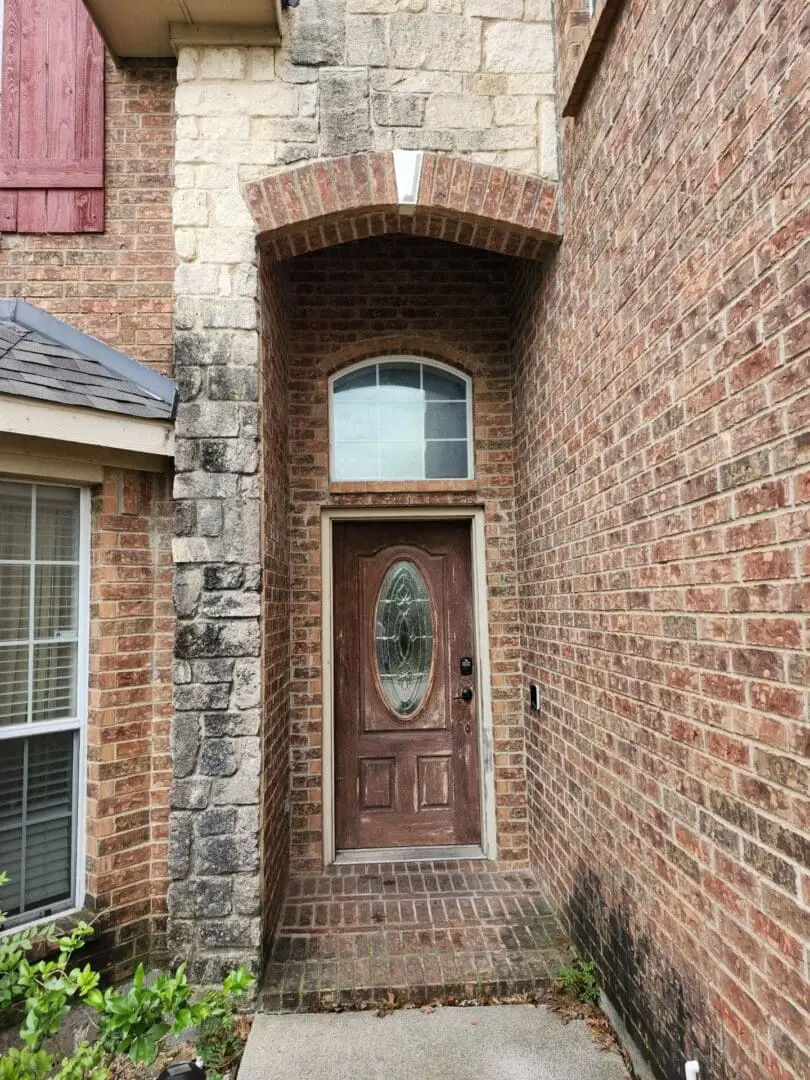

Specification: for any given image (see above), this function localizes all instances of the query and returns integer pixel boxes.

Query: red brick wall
[280,234,527,870]
[86,468,174,977]
[514,2,808,1078]
[0,57,175,375]
[260,259,292,945]
[0,54,176,970]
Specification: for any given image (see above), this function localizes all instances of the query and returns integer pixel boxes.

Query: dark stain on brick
[567,864,731,1080]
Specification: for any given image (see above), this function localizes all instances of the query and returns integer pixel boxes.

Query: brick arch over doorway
[245,151,561,261]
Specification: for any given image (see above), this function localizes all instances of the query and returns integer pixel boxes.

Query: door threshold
[334,844,487,865]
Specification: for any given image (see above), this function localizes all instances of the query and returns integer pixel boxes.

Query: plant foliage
[0,871,255,1079]
[558,959,600,1004]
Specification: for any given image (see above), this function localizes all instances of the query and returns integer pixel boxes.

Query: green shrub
[558,959,600,1004]
[0,871,255,1079]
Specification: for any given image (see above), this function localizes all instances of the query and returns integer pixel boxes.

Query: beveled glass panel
[375,561,434,718]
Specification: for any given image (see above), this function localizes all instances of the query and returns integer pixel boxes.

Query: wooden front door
[334,521,481,851]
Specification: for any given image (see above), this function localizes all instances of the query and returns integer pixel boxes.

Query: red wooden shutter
[0,0,105,233]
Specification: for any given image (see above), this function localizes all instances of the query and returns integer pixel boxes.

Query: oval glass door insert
[375,560,435,718]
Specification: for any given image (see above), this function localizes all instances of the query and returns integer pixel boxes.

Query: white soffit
[82,0,283,58]
[0,397,175,458]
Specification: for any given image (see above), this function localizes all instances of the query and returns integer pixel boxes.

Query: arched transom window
[330,359,473,481]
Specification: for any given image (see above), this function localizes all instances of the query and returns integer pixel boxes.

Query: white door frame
[320,506,498,865]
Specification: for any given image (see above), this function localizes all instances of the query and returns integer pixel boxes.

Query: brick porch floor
[261,861,572,1011]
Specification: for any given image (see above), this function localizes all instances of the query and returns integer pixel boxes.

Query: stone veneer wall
[170,2,559,974]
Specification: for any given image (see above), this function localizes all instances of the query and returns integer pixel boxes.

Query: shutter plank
[0,0,22,229]
[46,0,78,232]
[17,0,48,233]
[0,0,105,234]
[72,0,104,232]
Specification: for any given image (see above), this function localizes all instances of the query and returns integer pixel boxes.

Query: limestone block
[198,47,246,80]
[198,116,252,141]
[200,738,240,777]
[198,295,257,328]
[172,713,201,778]
[424,93,492,129]
[168,879,233,919]
[175,164,196,189]
[275,59,321,83]
[171,778,212,813]
[175,229,197,262]
[175,82,299,119]
[176,47,198,82]
[430,0,462,12]
[175,620,262,661]
[175,263,221,297]
[197,227,257,267]
[371,68,462,93]
[178,400,242,438]
[172,536,225,564]
[389,15,482,72]
[475,147,537,171]
[251,117,319,143]
[196,164,238,189]
[346,16,390,67]
[455,124,536,151]
[173,190,209,228]
[392,128,455,151]
[349,0,425,10]
[168,813,193,878]
[524,0,552,19]
[210,190,255,230]
[463,72,508,95]
[319,69,372,157]
[173,566,203,615]
[301,83,318,117]
[201,591,262,618]
[233,875,261,917]
[467,0,521,16]
[484,21,553,73]
[235,264,259,298]
[174,472,240,500]
[540,97,558,179]
[506,73,555,94]
[286,0,346,66]
[248,48,277,80]
[493,95,538,126]
[174,682,231,712]
[198,808,238,835]
[372,92,426,126]
[176,116,199,140]
[231,657,261,710]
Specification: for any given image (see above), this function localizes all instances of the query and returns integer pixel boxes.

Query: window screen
[0,482,84,926]
[331,360,472,481]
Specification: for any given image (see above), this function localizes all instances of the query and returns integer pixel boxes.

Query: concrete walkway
[238,1005,630,1080]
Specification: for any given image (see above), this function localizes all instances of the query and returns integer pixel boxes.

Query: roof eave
[81,1,284,58]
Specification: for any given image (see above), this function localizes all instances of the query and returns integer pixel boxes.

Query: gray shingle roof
[0,300,176,422]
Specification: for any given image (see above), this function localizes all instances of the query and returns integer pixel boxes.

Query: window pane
[27,732,75,817]
[330,362,472,480]
[379,442,423,479]
[0,566,30,641]
[0,482,31,559]
[333,443,379,481]
[0,644,30,726]
[378,362,422,402]
[425,402,467,440]
[424,368,466,401]
[378,403,424,443]
[0,732,75,919]
[35,565,78,640]
[426,440,468,479]
[333,367,376,400]
[36,487,80,562]
[333,401,377,443]
[32,643,77,723]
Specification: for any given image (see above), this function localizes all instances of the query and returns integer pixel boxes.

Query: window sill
[561,0,627,118]
[329,479,479,495]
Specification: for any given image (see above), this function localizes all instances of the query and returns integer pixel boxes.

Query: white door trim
[320,506,498,866]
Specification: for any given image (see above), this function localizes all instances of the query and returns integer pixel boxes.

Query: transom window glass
[330,359,473,481]
[0,482,87,928]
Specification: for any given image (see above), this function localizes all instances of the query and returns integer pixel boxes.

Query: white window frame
[0,480,90,932]
[328,357,475,483]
